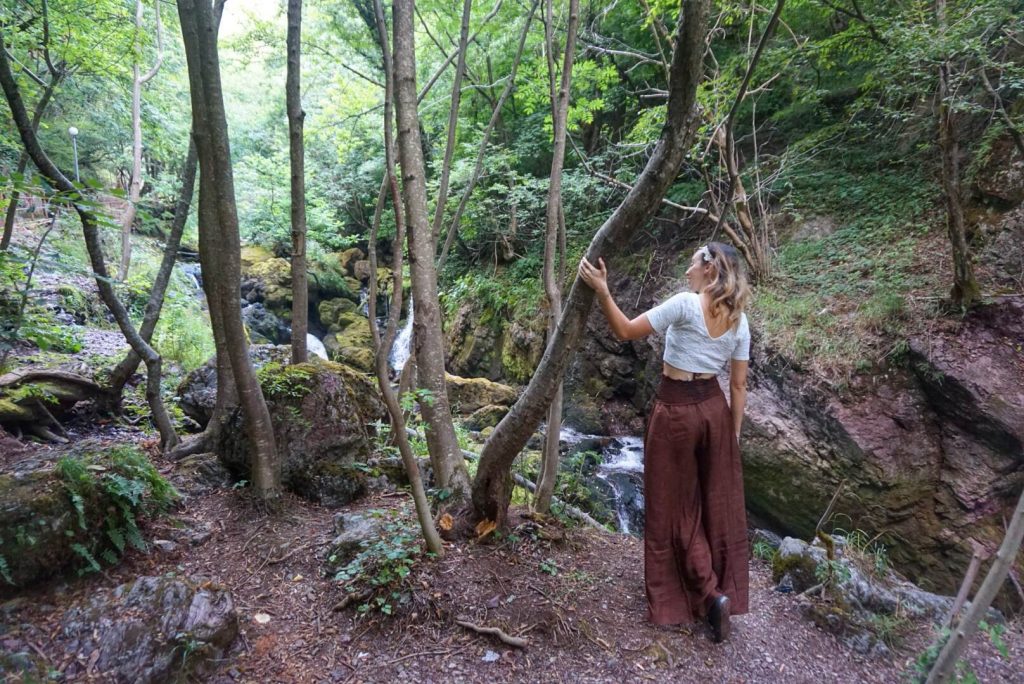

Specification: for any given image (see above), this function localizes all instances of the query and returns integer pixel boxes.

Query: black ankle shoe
[708,595,731,643]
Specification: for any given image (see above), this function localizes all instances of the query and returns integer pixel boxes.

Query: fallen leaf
[254,613,272,625]
[438,513,454,531]
[475,518,496,539]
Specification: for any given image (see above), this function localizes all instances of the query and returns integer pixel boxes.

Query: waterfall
[307,333,328,360]
[388,295,414,372]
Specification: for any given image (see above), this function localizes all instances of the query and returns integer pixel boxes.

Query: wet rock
[60,575,237,683]
[445,374,517,414]
[242,302,290,344]
[219,361,385,507]
[353,259,373,282]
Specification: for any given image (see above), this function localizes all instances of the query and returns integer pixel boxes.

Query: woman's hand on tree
[578,257,610,298]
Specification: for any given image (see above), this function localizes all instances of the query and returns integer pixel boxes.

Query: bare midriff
[662,361,717,381]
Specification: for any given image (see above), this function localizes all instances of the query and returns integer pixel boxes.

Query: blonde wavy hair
[701,241,751,329]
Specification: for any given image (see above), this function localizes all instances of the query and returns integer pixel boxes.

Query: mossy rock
[445,374,518,414]
[0,445,175,593]
[319,298,358,331]
[335,247,365,276]
[323,317,375,372]
[240,245,275,274]
[220,361,385,507]
[462,404,509,430]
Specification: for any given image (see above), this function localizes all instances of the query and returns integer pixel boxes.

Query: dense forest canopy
[1,1,1022,679]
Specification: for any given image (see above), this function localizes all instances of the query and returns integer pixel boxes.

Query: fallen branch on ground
[455,618,529,648]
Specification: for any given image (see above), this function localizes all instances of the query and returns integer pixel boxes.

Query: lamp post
[67,126,79,183]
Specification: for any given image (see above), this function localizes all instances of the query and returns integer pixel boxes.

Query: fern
[71,543,101,573]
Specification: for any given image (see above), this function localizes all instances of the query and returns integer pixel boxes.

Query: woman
[578,241,751,643]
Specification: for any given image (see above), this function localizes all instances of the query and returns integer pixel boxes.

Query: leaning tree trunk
[534,0,579,514]
[471,0,710,527]
[925,486,1024,683]
[287,0,308,364]
[392,0,470,498]
[0,34,178,450]
[119,0,163,282]
[177,0,280,506]
[107,137,197,400]
[2,72,62,251]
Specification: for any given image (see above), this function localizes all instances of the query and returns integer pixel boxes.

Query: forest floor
[3,435,1023,684]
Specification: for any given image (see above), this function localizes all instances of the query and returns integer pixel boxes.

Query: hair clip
[697,245,713,263]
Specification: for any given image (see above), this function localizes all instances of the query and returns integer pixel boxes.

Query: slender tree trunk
[925,487,1024,683]
[935,60,978,310]
[535,0,579,514]
[367,0,442,554]
[287,0,308,364]
[177,0,280,506]
[428,0,472,249]
[0,36,178,450]
[436,0,538,271]
[2,73,61,251]
[471,0,710,527]
[107,137,198,399]
[392,0,470,498]
[710,0,783,282]
[119,0,163,281]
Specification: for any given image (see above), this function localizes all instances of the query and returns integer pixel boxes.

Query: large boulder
[219,361,386,506]
[444,299,546,383]
[445,374,517,414]
[59,575,237,683]
[0,445,176,592]
[336,247,365,276]
[176,345,291,428]
[248,257,292,312]
[242,302,290,344]
[319,297,358,331]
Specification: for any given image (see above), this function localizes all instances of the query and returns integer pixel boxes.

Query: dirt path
[5,481,1022,684]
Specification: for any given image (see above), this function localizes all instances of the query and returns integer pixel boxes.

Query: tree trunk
[287,0,308,364]
[177,0,280,506]
[428,0,472,249]
[925,487,1024,683]
[534,0,579,514]
[119,0,163,282]
[2,73,61,251]
[471,0,710,527]
[367,0,442,554]
[436,0,538,271]
[392,0,470,498]
[107,138,198,399]
[0,35,178,451]
[936,60,979,310]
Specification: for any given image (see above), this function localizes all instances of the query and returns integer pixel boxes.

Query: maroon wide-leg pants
[643,376,749,625]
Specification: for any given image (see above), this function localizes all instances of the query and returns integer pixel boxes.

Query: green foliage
[539,557,559,576]
[54,445,178,575]
[752,540,778,563]
[332,508,428,617]
[257,362,317,401]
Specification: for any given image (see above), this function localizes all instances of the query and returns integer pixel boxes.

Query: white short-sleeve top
[644,292,750,373]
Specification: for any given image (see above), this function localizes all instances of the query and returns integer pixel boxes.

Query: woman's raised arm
[578,257,655,341]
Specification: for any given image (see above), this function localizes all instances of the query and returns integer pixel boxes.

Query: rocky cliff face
[743,299,1023,606]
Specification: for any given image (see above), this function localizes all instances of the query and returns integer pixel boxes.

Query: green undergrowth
[55,445,178,574]
[754,140,941,380]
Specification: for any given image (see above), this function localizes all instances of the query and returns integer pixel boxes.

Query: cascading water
[388,295,414,373]
[558,428,646,535]
[595,437,645,535]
